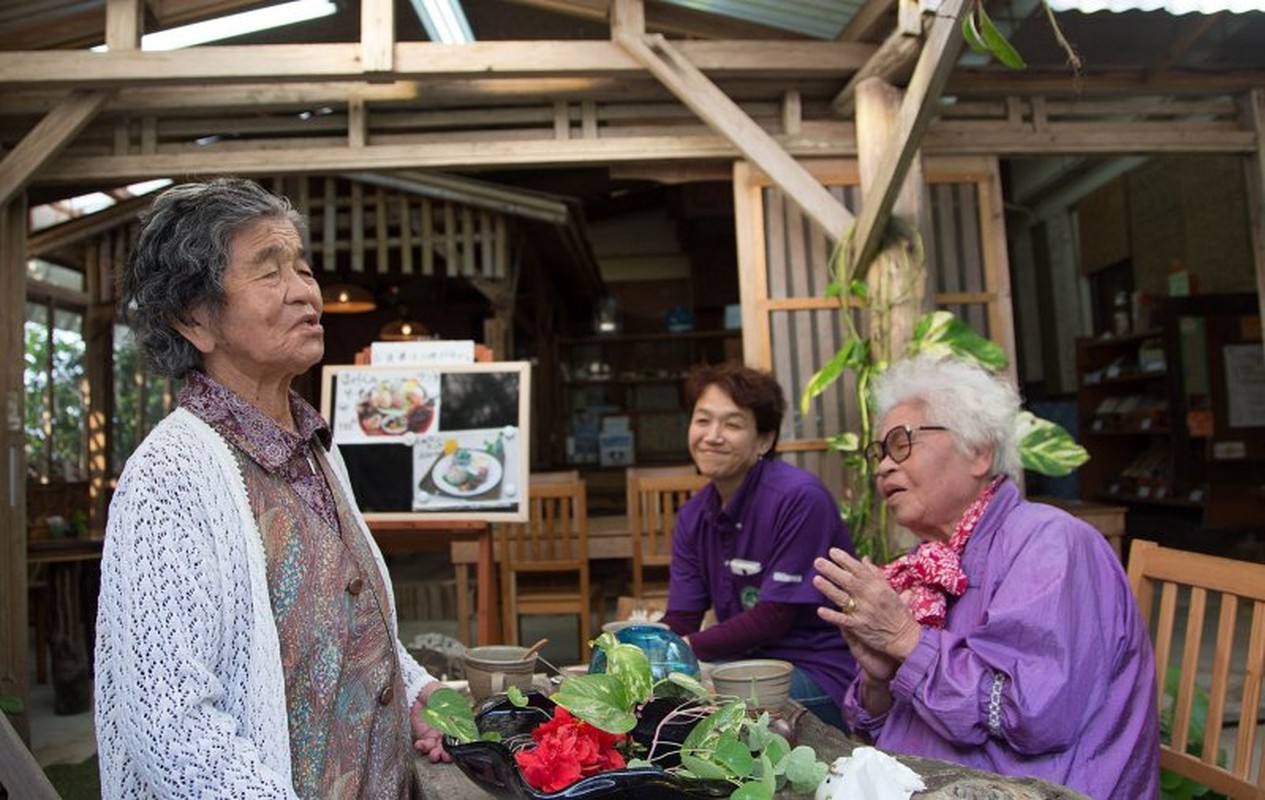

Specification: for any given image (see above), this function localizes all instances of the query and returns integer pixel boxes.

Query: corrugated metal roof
[657,0,867,39]
[1047,0,1264,13]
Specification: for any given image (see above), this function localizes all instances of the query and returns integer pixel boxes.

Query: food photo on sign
[413,428,520,511]
[329,367,523,514]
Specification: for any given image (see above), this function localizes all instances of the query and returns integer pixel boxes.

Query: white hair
[872,353,1022,482]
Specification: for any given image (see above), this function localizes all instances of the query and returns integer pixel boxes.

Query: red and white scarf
[883,475,1005,628]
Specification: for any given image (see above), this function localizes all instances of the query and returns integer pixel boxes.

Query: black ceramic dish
[445,693,734,800]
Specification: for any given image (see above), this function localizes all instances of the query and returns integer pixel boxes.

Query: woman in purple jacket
[813,354,1159,799]
[660,363,857,730]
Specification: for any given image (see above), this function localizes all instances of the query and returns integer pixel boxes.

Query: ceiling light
[91,0,336,52]
[379,319,433,341]
[409,0,474,44]
[321,284,376,314]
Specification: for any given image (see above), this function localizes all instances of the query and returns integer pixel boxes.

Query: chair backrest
[627,470,708,597]
[500,480,588,571]
[529,470,581,486]
[1127,539,1265,799]
[0,711,60,798]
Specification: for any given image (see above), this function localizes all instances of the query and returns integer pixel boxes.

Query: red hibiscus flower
[514,707,627,792]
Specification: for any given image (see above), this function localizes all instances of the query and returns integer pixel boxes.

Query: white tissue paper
[814,746,926,800]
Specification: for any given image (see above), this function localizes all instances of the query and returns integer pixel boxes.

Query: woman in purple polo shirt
[660,363,857,730]
[813,354,1159,799]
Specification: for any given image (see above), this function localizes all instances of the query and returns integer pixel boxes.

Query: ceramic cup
[462,645,538,703]
[710,658,794,710]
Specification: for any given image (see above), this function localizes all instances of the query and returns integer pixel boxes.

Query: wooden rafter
[0,40,875,89]
[616,32,853,240]
[832,24,922,115]
[0,90,112,207]
[849,0,968,274]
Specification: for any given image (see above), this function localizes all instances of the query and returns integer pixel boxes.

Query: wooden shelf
[558,326,738,468]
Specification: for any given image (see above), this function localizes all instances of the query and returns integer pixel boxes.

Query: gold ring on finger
[840,594,857,614]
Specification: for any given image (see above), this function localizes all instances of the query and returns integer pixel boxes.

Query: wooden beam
[361,0,395,74]
[0,196,29,744]
[832,25,922,116]
[849,0,968,275]
[838,0,896,42]
[105,0,144,52]
[24,120,1257,191]
[504,0,803,40]
[1245,88,1265,326]
[0,41,875,89]
[947,69,1265,97]
[1150,12,1221,78]
[617,32,853,240]
[26,193,154,257]
[857,76,929,358]
[0,90,112,207]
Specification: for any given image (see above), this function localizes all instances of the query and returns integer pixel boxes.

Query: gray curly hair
[120,177,307,378]
[872,353,1022,482]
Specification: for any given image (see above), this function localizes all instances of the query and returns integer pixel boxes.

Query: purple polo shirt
[668,458,857,707]
[843,480,1160,799]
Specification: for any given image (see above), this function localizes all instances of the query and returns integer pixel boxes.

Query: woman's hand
[814,547,922,663]
[410,682,451,763]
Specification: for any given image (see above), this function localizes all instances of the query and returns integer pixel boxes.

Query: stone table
[414,704,1089,799]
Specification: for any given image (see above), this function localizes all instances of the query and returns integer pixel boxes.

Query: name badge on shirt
[727,558,762,576]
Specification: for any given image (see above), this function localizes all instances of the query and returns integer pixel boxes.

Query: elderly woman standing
[661,363,857,730]
[95,178,447,799]
[813,354,1159,799]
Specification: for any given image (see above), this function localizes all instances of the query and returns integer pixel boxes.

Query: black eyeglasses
[864,425,949,466]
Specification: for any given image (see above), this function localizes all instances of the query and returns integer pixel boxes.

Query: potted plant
[423,632,828,800]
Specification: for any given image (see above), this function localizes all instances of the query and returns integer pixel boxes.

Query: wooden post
[855,76,930,361]
[1243,88,1265,326]
[1,196,30,742]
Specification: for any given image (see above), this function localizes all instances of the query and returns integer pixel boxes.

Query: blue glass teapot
[589,623,700,681]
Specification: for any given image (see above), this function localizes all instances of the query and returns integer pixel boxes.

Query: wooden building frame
[1,0,1262,738]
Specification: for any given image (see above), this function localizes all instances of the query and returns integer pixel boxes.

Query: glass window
[26,259,85,292]
[25,300,87,482]
[112,324,174,475]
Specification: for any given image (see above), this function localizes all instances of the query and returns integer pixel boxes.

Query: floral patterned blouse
[180,371,413,799]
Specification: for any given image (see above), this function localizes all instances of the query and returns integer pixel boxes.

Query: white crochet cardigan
[95,408,434,799]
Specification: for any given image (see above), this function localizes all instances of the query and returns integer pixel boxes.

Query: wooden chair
[498,478,602,660]
[0,709,59,798]
[626,467,708,599]
[1127,539,1265,799]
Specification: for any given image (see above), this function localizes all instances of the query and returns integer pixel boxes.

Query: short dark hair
[683,362,786,451]
[120,177,307,378]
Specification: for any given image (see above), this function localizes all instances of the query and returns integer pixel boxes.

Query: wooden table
[413,702,1088,799]
[26,538,103,691]
[447,515,630,644]
[369,520,499,646]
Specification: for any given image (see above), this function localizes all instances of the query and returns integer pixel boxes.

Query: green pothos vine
[800,221,1089,564]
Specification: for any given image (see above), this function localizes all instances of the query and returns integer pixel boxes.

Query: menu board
[320,362,530,522]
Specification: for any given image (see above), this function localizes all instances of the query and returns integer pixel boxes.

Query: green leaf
[680,753,730,780]
[783,746,828,793]
[659,671,710,698]
[1016,411,1089,477]
[977,3,1027,69]
[507,685,528,707]
[909,311,1007,370]
[731,781,774,800]
[421,687,479,743]
[961,8,990,54]
[848,279,869,300]
[713,733,756,777]
[800,349,852,413]
[552,673,636,733]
